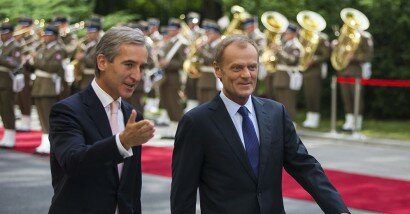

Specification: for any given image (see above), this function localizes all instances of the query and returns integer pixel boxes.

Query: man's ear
[96,54,107,72]
[213,61,222,78]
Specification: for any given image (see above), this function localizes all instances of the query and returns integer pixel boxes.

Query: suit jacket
[49,85,142,214]
[171,95,349,214]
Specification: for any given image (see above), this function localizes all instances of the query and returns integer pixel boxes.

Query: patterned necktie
[109,101,123,180]
[238,106,260,176]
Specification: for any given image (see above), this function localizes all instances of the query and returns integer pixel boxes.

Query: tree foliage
[0,0,93,23]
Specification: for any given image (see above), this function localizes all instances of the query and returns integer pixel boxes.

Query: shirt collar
[219,91,254,118]
[91,78,122,108]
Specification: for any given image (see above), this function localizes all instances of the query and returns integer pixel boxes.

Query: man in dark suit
[49,26,155,214]
[171,35,349,213]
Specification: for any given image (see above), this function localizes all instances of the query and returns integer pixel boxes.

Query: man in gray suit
[171,35,349,213]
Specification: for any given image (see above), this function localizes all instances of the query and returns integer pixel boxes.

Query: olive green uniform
[78,40,98,90]
[196,38,221,104]
[17,33,37,116]
[184,27,203,101]
[339,31,374,114]
[303,33,330,112]
[159,36,186,121]
[31,41,67,133]
[273,38,302,120]
[0,38,22,129]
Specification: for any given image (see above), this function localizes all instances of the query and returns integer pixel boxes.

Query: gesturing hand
[119,110,155,150]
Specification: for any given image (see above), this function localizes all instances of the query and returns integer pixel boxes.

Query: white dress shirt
[91,79,133,158]
[220,91,260,148]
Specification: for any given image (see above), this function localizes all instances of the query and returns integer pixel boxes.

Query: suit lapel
[209,96,258,183]
[82,86,112,139]
[82,86,123,181]
[252,97,273,182]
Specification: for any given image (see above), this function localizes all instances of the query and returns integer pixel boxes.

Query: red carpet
[2,130,410,213]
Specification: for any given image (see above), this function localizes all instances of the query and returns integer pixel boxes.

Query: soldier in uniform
[302,33,330,128]
[273,24,303,121]
[148,18,163,43]
[73,21,101,91]
[0,23,22,148]
[14,17,38,131]
[124,21,150,113]
[196,19,222,104]
[243,16,266,51]
[30,25,67,154]
[183,12,203,113]
[53,16,78,57]
[144,18,163,115]
[157,18,187,123]
[53,16,79,98]
[242,16,267,96]
[338,31,373,131]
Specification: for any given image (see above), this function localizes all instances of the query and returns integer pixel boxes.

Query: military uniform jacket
[304,33,330,78]
[60,32,78,57]
[0,38,22,89]
[160,36,186,85]
[342,31,374,78]
[248,29,266,54]
[274,38,302,88]
[82,40,97,70]
[31,41,67,97]
[197,38,220,89]
[150,31,163,44]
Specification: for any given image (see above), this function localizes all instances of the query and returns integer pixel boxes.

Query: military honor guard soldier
[183,12,203,113]
[302,33,330,128]
[73,21,102,92]
[14,17,37,131]
[157,18,187,124]
[0,23,22,148]
[272,23,303,122]
[338,31,373,131]
[30,25,67,154]
[196,19,222,104]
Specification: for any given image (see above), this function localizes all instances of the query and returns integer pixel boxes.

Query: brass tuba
[331,8,369,71]
[224,5,250,36]
[260,11,288,73]
[183,35,207,79]
[297,10,327,71]
[180,14,203,78]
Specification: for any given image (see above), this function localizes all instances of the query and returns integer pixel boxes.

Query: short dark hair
[213,35,259,66]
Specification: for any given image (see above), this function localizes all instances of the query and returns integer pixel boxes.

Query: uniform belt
[200,66,214,73]
[83,68,95,75]
[277,64,298,71]
[35,69,53,78]
[0,65,10,72]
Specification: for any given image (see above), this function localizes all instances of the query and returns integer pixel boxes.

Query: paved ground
[1,107,409,213]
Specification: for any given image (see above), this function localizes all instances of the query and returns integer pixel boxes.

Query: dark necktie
[238,106,260,176]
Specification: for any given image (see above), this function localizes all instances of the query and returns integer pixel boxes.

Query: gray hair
[94,26,149,77]
[213,35,259,66]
